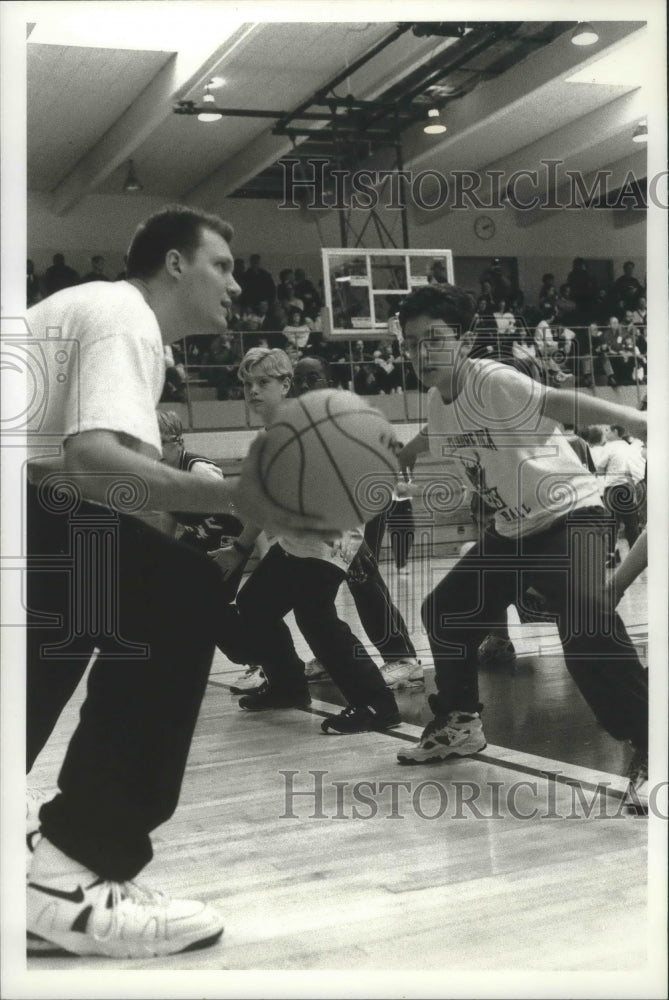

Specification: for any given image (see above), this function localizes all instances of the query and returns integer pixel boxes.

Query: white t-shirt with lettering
[426,360,602,537]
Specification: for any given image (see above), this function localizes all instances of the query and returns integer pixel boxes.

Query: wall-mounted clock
[474,215,496,240]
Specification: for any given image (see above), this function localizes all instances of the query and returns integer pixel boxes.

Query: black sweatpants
[26,482,225,881]
[422,507,647,749]
[346,542,417,662]
[364,498,415,571]
[236,543,397,712]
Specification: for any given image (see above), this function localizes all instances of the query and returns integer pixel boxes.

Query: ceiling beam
[50,23,260,215]
[405,21,646,173]
[183,30,460,205]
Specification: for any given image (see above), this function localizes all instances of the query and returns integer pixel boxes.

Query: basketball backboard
[321,247,454,339]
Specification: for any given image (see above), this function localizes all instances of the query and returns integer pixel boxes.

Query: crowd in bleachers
[468,257,647,389]
[27,252,648,402]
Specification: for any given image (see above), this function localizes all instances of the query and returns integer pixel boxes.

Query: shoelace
[332,706,359,721]
[95,880,168,942]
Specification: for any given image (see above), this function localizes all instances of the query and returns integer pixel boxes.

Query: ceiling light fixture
[632,121,648,143]
[198,82,223,122]
[423,108,447,135]
[571,22,599,46]
[122,159,143,193]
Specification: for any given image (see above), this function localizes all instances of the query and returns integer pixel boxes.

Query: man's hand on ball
[209,545,247,579]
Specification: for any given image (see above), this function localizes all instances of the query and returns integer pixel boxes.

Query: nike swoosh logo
[28,882,85,903]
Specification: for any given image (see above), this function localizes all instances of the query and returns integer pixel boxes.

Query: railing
[164,325,647,430]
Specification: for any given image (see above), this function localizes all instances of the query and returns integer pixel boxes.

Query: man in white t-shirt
[23,206,328,959]
[392,284,648,812]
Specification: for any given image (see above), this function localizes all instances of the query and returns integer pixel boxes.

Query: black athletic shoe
[238,682,311,712]
[321,704,401,734]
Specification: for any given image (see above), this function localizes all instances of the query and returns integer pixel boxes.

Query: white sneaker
[26,787,56,875]
[397,707,486,764]
[27,786,54,827]
[304,657,328,681]
[27,838,224,958]
[380,658,423,690]
[229,666,264,695]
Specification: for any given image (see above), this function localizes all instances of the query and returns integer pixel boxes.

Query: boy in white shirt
[393,285,648,809]
[216,348,401,733]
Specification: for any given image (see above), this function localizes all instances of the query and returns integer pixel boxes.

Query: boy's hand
[209,544,248,580]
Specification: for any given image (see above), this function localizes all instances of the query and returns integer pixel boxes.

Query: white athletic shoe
[380,658,423,690]
[304,657,328,681]
[27,838,224,958]
[397,706,486,764]
[229,666,264,695]
[27,786,54,831]
[26,787,57,875]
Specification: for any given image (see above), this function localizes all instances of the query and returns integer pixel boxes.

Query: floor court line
[207,678,632,801]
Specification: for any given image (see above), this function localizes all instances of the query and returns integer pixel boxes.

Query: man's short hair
[237,347,293,382]
[127,205,234,280]
[157,409,184,443]
[398,284,476,339]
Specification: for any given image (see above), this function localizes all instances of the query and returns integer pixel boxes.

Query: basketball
[239,389,402,531]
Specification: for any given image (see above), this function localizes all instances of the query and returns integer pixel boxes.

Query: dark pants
[346,542,417,662]
[603,483,641,552]
[236,543,397,712]
[422,508,647,749]
[364,499,415,571]
[26,482,223,881]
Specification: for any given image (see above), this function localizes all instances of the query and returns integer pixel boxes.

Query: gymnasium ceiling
[24,8,651,217]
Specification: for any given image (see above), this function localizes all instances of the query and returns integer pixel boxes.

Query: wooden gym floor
[23,555,661,999]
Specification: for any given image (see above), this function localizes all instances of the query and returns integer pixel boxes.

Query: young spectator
[293,267,321,310]
[372,342,401,393]
[43,253,79,296]
[218,348,401,733]
[27,258,42,306]
[81,255,110,283]
[206,331,241,400]
[565,258,597,318]
[631,296,647,333]
[160,343,187,403]
[276,267,295,304]
[595,423,646,564]
[612,260,643,310]
[605,315,633,384]
[282,306,312,350]
[239,253,276,309]
[586,321,617,386]
[392,284,648,813]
